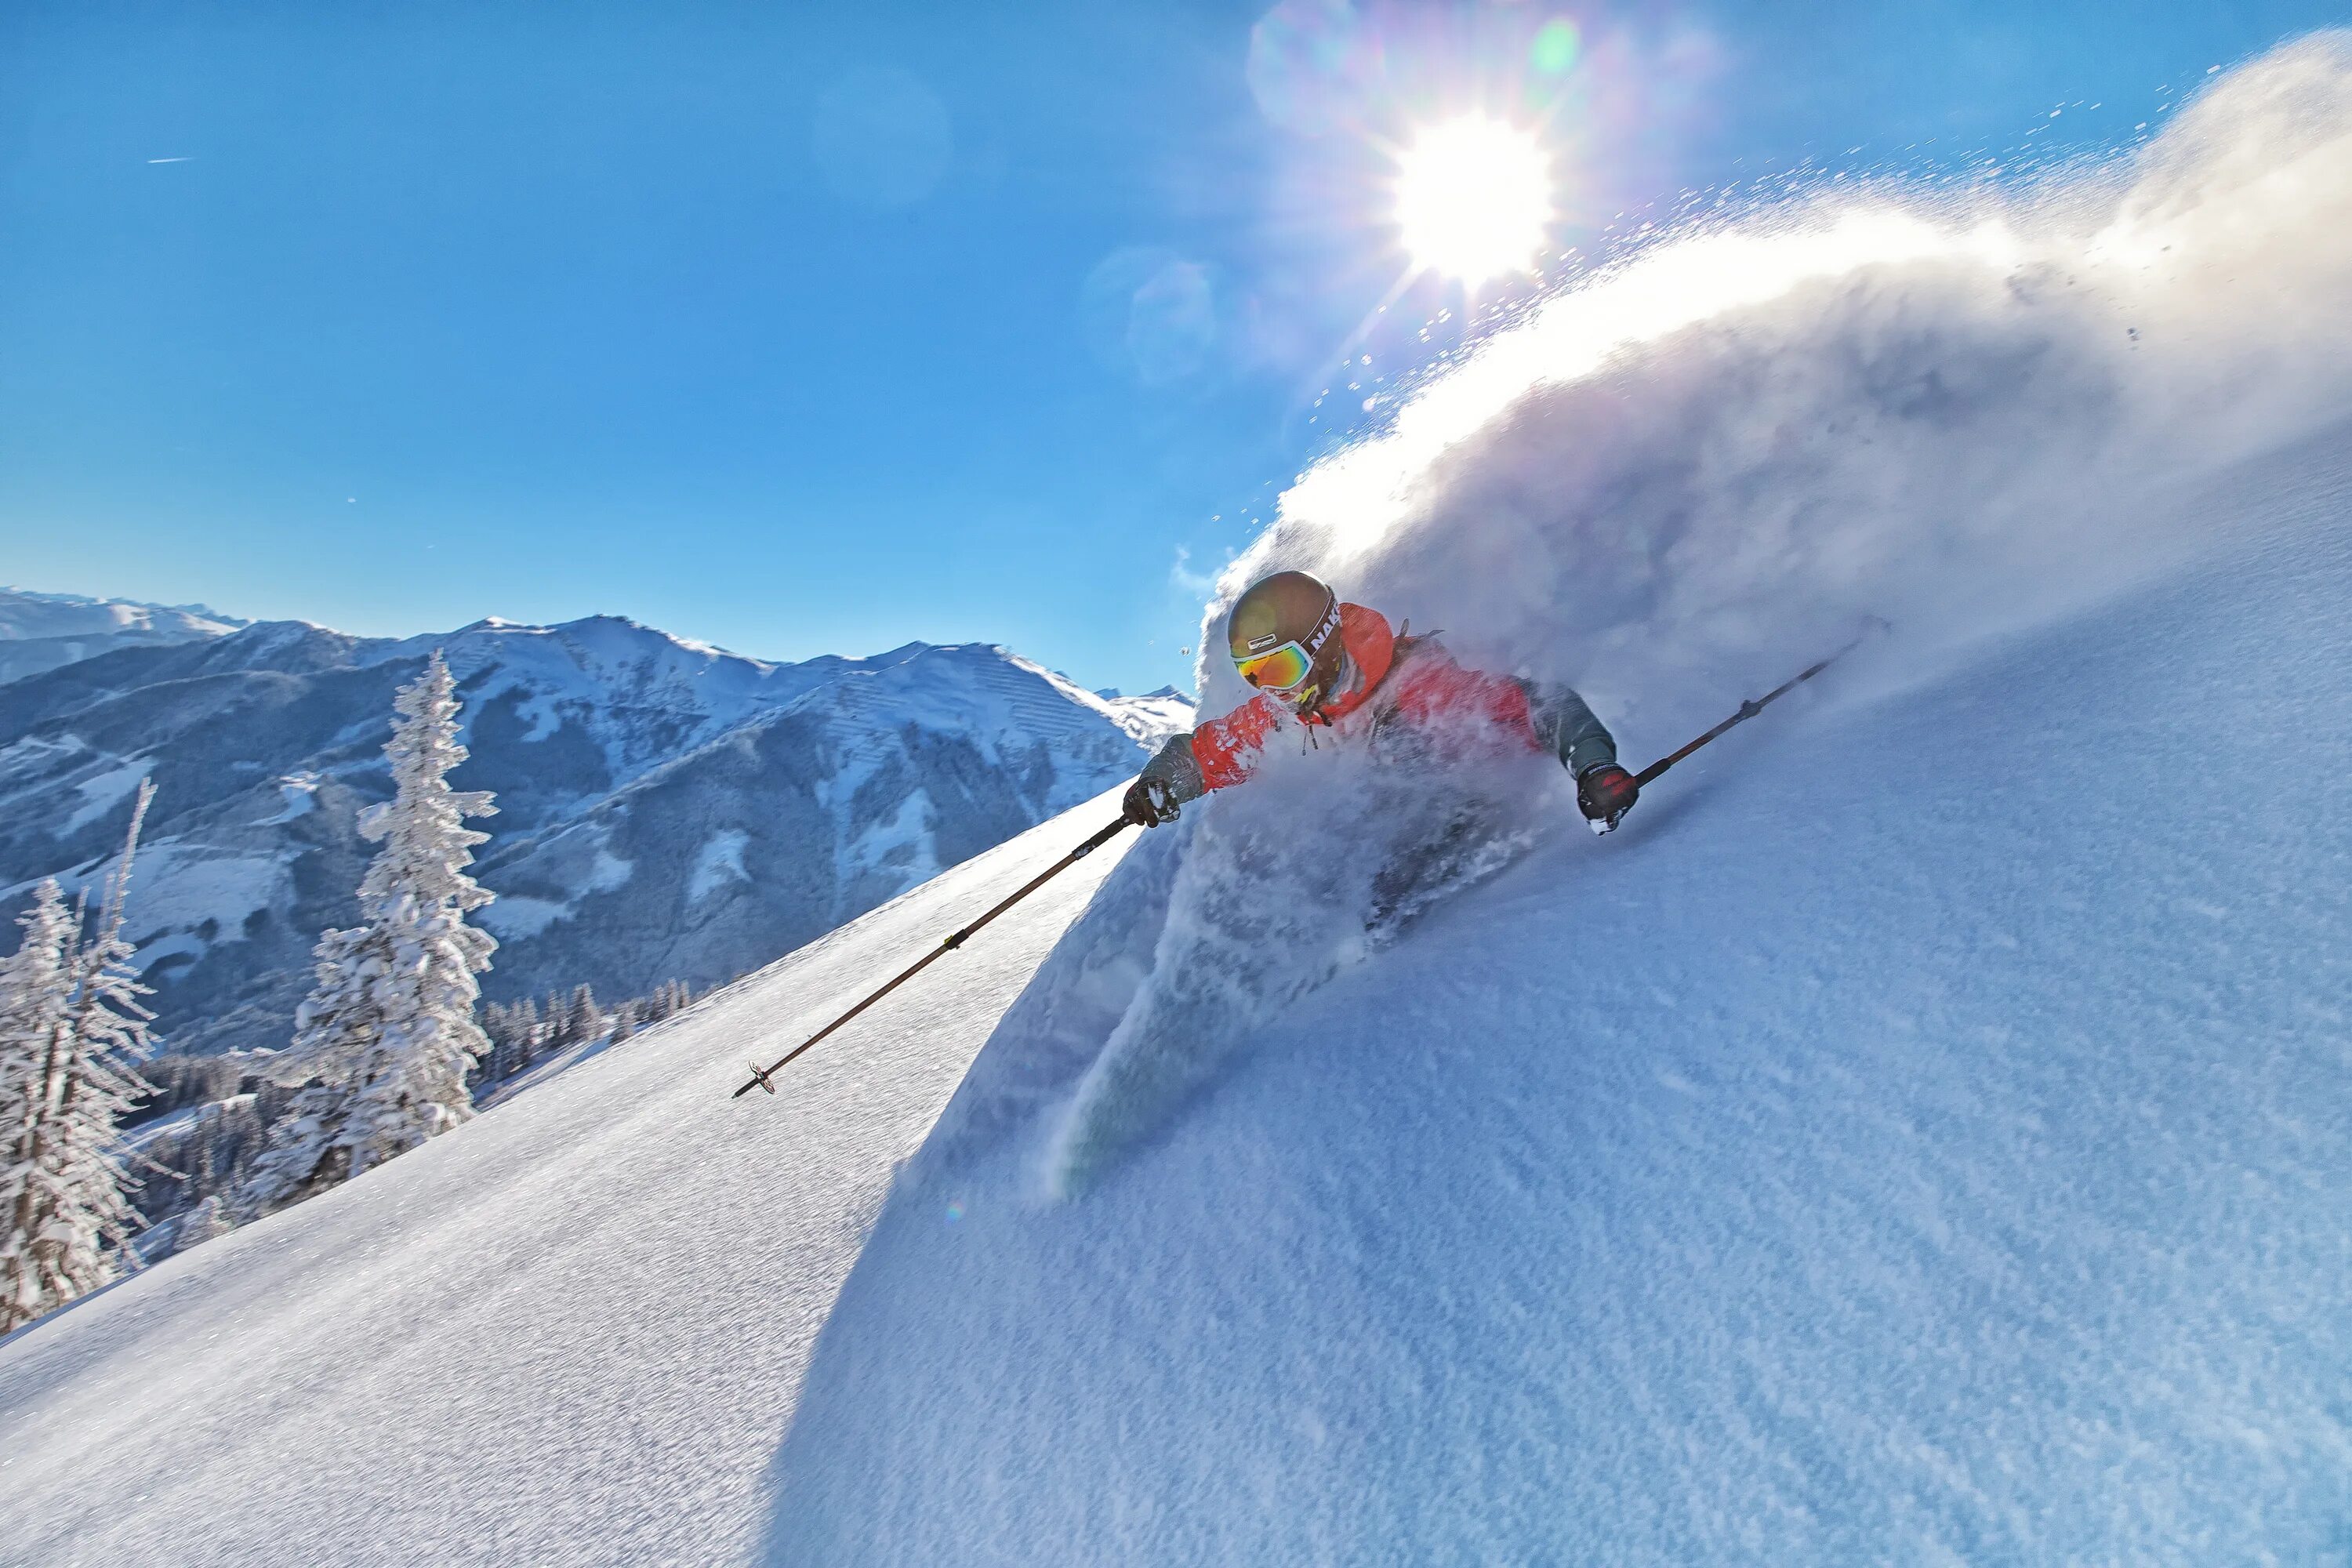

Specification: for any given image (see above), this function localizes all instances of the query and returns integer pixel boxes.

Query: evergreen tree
[241,653,499,1218]
[481,1000,530,1080]
[176,1194,232,1250]
[479,994,545,1081]
[0,786,158,1333]
[0,881,82,1328]
[568,984,601,1044]
[543,988,574,1050]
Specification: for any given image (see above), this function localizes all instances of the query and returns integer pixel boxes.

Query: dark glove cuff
[1138,732,1207,806]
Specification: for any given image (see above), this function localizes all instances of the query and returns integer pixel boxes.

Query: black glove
[1122,775,1181,827]
[1576,763,1639,826]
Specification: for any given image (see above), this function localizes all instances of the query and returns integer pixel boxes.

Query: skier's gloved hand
[1122,775,1181,827]
[1576,762,1639,826]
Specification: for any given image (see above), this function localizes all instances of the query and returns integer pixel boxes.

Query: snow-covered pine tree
[479,1000,524,1080]
[478,993,547,1081]
[0,882,81,1330]
[239,652,498,1218]
[0,786,158,1334]
[568,984,601,1044]
[541,987,573,1050]
[174,1194,232,1250]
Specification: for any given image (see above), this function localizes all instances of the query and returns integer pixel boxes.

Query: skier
[1123,570,1641,830]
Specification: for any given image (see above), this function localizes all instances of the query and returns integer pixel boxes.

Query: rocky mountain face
[0,587,247,687]
[0,612,1187,1057]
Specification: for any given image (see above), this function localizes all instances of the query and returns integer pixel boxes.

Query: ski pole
[733,815,1134,1098]
[1598,625,1882,833]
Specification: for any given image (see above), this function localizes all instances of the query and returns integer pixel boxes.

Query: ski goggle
[1235,639,1316,692]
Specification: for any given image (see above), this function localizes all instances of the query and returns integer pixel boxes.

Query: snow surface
[762,452,2352,1566]
[5,39,2352,1566]
[256,772,321,826]
[688,827,753,905]
[59,753,151,835]
[0,798,1140,1566]
[101,840,289,946]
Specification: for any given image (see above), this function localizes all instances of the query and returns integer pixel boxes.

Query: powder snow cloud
[1199,36,2352,744]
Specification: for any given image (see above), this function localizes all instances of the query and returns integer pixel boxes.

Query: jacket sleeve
[1139,694,1286,805]
[1521,681,1619,777]
[1389,645,1614,775]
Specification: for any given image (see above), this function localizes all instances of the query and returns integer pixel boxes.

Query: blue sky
[2,1,2340,693]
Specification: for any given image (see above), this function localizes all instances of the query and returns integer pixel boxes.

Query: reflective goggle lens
[1236,641,1313,691]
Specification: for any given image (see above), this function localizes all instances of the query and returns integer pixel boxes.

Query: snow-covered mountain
[0,612,1165,1054]
[0,586,246,687]
[1091,683,1195,745]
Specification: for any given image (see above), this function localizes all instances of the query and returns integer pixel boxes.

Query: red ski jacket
[1138,603,1615,807]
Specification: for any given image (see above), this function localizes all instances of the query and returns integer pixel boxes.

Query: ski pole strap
[732,815,1132,1099]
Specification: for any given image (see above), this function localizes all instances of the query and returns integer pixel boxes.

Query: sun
[1394,116,1553,285]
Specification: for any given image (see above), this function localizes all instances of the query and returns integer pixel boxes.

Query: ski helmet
[1226,570,1344,710]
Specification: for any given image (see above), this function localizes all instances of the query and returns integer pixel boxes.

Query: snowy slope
[750,42,2352,1551]
[764,444,2352,1565]
[0,797,1142,1566]
[1,450,2343,1565]
[0,586,245,687]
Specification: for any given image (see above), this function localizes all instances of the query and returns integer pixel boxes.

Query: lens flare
[1531,19,1581,75]
[1395,116,1553,284]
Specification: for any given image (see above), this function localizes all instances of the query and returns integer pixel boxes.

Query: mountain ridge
[0,605,1183,1057]
[0,586,250,687]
